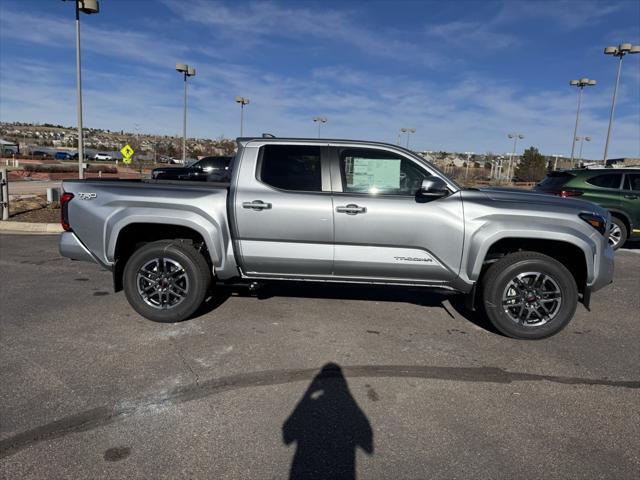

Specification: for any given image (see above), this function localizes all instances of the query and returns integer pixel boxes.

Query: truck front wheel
[480,251,578,340]
[123,240,211,323]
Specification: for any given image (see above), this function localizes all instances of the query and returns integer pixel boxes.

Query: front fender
[462,215,597,283]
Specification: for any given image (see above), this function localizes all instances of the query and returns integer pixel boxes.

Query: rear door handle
[336,204,366,215]
[242,200,272,210]
[624,194,638,199]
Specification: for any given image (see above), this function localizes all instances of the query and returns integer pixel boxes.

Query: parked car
[55,152,73,160]
[59,137,614,339]
[31,150,50,158]
[157,156,179,164]
[151,156,233,182]
[93,153,113,161]
[534,168,639,249]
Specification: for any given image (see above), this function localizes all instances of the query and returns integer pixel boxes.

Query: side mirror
[420,176,449,197]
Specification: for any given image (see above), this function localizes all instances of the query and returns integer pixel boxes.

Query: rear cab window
[259,145,322,192]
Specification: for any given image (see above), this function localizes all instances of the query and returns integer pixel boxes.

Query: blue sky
[1,0,639,159]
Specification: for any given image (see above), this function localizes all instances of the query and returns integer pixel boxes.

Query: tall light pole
[400,128,416,148]
[576,136,591,164]
[313,116,327,138]
[603,43,640,163]
[569,78,596,166]
[66,0,100,179]
[235,96,250,137]
[506,133,524,181]
[176,63,195,164]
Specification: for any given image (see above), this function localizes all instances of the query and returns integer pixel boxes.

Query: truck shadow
[203,282,500,335]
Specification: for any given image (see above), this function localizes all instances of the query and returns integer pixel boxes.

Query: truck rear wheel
[123,240,211,323]
[480,251,578,340]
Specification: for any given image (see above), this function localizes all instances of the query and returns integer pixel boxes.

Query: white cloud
[161,0,442,66]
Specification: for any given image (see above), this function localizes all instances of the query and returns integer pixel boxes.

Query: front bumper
[589,239,615,293]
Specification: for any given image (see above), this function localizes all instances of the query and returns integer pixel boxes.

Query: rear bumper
[59,231,99,264]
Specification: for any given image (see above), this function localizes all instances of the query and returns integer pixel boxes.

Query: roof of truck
[237,136,417,153]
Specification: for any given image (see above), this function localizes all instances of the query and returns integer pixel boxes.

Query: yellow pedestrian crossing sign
[120,144,134,164]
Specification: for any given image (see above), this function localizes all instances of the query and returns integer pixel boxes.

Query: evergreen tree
[515,146,546,182]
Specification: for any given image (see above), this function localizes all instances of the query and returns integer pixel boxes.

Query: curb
[0,221,63,234]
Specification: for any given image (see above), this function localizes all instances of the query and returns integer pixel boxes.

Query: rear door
[583,172,622,212]
[329,146,463,283]
[233,144,334,276]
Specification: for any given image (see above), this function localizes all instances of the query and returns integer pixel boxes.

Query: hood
[474,187,608,217]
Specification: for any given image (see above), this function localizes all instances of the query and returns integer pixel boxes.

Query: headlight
[579,212,607,235]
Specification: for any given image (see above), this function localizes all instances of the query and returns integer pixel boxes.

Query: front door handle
[242,200,272,210]
[623,194,638,199]
[336,204,366,215]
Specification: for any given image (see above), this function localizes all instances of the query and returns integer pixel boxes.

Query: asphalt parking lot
[1,234,639,479]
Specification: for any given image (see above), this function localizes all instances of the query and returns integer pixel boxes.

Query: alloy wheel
[502,271,562,327]
[136,257,190,309]
[608,223,622,248]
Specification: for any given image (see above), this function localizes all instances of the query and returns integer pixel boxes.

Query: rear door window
[259,145,322,192]
[623,173,640,191]
[586,173,622,189]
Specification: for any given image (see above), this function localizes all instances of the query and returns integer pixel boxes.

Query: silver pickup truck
[59,137,614,339]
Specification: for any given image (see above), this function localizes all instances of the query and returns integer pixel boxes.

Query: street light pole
[507,133,524,181]
[569,78,596,166]
[603,43,640,163]
[68,0,99,179]
[577,136,591,164]
[176,63,195,164]
[235,96,250,137]
[400,128,416,148]
[313,117,327,138]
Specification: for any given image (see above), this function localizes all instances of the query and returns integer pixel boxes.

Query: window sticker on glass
[350,158,401,193]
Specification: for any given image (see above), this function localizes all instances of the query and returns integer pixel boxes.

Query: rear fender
[105,209,226,267]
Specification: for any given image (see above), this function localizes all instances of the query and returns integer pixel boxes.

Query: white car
[93,153,113,161]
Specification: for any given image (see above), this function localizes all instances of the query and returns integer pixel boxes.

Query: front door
[330,147,464,283]
[234,144,334,276]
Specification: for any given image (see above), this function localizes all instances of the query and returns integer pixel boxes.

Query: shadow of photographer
[283,362,373,480]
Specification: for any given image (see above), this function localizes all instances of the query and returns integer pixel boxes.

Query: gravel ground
[9,206,60,223]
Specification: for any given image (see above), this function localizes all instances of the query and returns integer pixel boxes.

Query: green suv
[534,168,640,249]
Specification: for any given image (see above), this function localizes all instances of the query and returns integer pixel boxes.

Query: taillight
[60,192,74,231]
[557,190,583,197]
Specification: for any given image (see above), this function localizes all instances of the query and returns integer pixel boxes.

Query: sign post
[120,144,134,165]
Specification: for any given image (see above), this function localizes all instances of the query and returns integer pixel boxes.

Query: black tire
[609,216,628,250]
[480,251,578,340]
[123,240,211,323]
